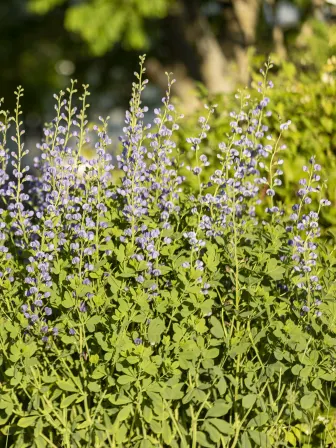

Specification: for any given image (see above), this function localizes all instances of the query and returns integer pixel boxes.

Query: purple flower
[136,275,144,283]
[45,307,52,316]
[69,328,76,335]
[280,120,291,131]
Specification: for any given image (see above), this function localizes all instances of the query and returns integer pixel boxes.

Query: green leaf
[86,315,101,332]
[216,378,227,395]
[115,245,125,263]
[62,291,75,308]
[248,429,270,446]
[140,440,154,448]
[210,316,224,339]
[299,366,312,379]
[148,318,165,344]
[206,400,231,417]
[60,394,79,409]
[312,377,322,390]
[77,419,91,430]
[291,364,302,375]
[117,375,136,385]
[300,393,315,410]
[208,418,234,435]
[266,258,286,281]
[150,419,162,434]
[247,412,269,427]
[17,415,39,428]
[162,420,173,445]
[35,435,47,448]
[203,421,221,443]
[196,431,213,447]
[203,348,219,359]
[109,394,132,405]
[240,432,252,448]
[117,404,133,422]
[88,381,101,392]
[285,431,297,446]
[57,380,77,392]
[321,116,333,133]
[242,394,257,409]
[143,405,152,423]
[41,375,57,384]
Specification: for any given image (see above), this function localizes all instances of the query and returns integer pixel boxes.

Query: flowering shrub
[179,54,336,229]
[0,57,336,448]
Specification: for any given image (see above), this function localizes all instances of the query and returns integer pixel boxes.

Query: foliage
[0,57,336,448]
[28,0,170,55]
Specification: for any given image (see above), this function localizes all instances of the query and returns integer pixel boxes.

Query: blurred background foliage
[0,0,336,226]
[1,0,335,115]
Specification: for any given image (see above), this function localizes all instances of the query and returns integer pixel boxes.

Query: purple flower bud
[79,302,87,313]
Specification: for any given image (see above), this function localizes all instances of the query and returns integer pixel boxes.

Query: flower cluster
[0,58,330,347]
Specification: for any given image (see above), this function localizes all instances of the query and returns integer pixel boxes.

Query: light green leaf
[117,404,133,422]
[60,394,79,409]
[86,315,101,332]
[242,394,257,409]
[248,429,270,446]
[57,380,77,392]
[196,431,213,447]
[266,258,286,281]
[206,400,231,418]
[117,375,136,385]
[148,318,165,344]
[208,418,234,435]
[88,381,101,392]
[300,393,315,410]
[17,415,39,428]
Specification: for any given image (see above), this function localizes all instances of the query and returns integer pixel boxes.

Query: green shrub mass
[0,57,336,448]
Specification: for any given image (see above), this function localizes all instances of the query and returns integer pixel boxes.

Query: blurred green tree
[27,0,323,106]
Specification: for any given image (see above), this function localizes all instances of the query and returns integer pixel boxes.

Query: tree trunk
[273,25,287,60]
[180,0,234,94]
[221,0,261,86]
[147,0,237,112]
[160,0,234,95]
